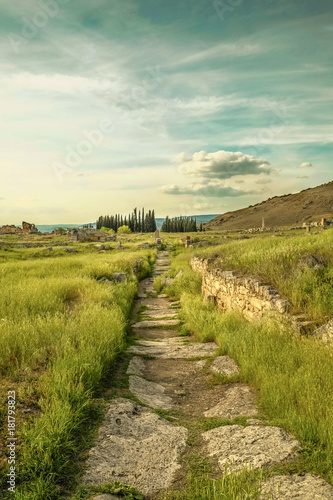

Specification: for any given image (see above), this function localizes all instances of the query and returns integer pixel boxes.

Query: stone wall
[67,228,116,243]
[190,256,290,321]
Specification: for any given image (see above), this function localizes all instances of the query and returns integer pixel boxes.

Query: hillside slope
[206,181,333,230]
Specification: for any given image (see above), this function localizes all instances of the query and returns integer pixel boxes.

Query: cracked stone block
[128,339,217,359]
[259,474,333,499]
[129,375,173,409]
[126,356,146,377]
[204,384,258,419]
[82,398,188,495]
[203,424,300,473]
[132,319,180,328]
[210,356,240,376]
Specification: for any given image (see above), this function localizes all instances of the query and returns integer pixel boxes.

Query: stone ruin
[154,229,162,246]
[0,221,38,234]
[179,235,193,248]
[67,228,116,243]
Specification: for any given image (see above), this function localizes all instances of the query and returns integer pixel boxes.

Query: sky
[0,0,332,224]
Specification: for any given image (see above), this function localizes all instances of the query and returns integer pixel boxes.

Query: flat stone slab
[126,356,146,376]
[132,319,180,328]
[141,310,178,320]
[129,375,173,409]
[203,425,300,473]
[135,298,171,311]
[204,384,258,419]
[134,328,178,340]
[128,338,217,359]
[158,293,169,298]
[93,496,119,500]
[210,356,240,376]
[260,474,333,499]
[82,398,188,495]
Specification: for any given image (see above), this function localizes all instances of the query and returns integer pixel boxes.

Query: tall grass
[0,249,155,499]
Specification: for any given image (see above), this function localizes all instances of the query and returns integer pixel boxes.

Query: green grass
[0,247,156,499]
[180,293,333,485]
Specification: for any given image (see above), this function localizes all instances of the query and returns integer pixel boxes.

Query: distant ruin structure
[67,228,116,243]
[0,221,38,234]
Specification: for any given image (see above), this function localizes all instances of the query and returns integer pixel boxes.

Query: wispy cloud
[160,179,259,197]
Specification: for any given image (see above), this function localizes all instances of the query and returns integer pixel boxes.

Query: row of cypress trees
[96,208,157,233]
[161,216,197,232]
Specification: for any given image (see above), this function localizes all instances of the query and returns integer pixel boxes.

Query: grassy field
[0,241,156,499]
[153,229,333,496]
[2,227,333,499]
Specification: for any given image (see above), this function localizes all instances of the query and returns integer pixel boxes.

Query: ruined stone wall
[0,225,23,234]
[190,256,290,321]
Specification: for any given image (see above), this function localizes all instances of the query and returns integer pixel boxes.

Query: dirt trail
[82,251,333,500]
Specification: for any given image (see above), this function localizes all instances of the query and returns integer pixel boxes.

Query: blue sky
[0,0,332,223]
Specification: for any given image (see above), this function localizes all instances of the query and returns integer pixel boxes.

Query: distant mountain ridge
[206,182,333,231]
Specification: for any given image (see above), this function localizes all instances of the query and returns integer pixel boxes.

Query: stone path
[82,251,333,499]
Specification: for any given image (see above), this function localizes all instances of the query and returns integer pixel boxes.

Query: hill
[206,181,333,231]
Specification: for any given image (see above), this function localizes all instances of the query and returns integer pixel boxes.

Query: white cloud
[173,150,272,180]
[298,162,313,168]
[297,175,309,179]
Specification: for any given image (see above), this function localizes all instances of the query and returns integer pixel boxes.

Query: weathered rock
[138,242,150,249]
[132,319,179,328]
[126,356,146,376]
[210,356,240,376]
[128,338,217,359]
[113,272,127,283]
[141,309,178,320]
[298,254,324,270]
[64,248,77,253]
[43,247,53,252]
[82,398,188,495]
[314,319,333,344]
[203,425,300,473]
[259,474,333,499]
[204,384,258,419]
[129,375,173,409]
[116,241,122,249]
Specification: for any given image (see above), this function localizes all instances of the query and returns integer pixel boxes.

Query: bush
[117,225,131,234]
